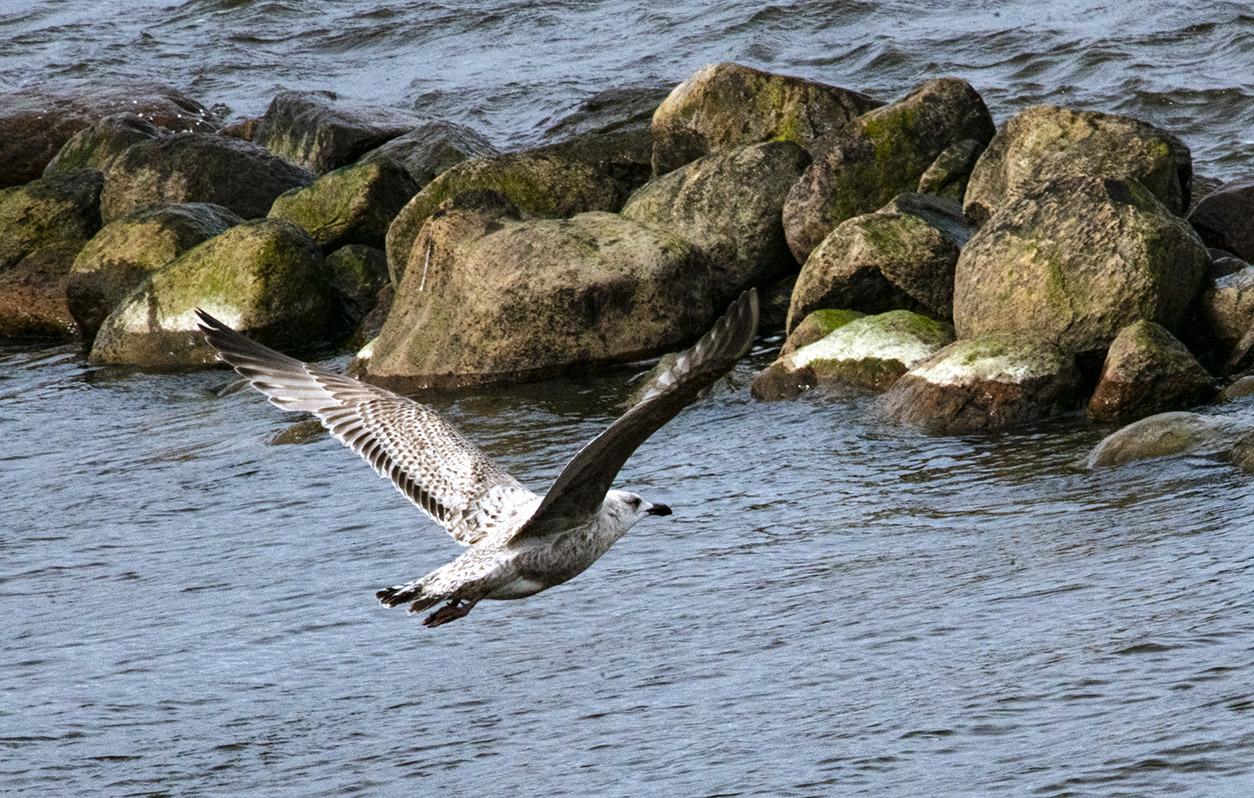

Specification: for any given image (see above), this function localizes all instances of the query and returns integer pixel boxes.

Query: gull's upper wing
[196,311,537,546]
[511,289,759,540]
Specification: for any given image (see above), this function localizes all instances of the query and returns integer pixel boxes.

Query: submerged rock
[650,62,881,176]
[751,310,953,400]
[875,334,1081,433]
[1085,411,1244,468]
[268,160,419,251]
[1231,430,1254,474]
[1087,320,1215,423]
[253,90,419,174]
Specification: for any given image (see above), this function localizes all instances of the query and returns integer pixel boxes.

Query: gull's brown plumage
[196,289,758,627]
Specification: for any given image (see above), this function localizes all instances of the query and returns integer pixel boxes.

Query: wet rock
[43,114,163,177]
[220,117,262,141]
[67,203,243,339]
[101,133,314,222]
[1201,263,1254,352]
[1220,375,1254,401]
[359,120,498,183]
[651,62,881,176]
[964,105,1192,226]
[875,334,1081,433]
[1232,430,1254,474]
[325,244,389,328]
[621,141,811,302]
[1187,176,1254,262]
[269,418,327,445]
[917,139,985,202]
[362,191,714,391]
[0,83,217,189]
[0,243,82,339]
[751,310,953,400]
[253,90,419,174]
[779,308,864,357]
[0,171,103,272]
[783,78,995,262]
[787,193,969,332]
[90,219,337,368]
[1087,320,1216,423]
[385,152,626,283]
[268,160,419,251]
[1085,411,1244,468]
[953,176,1207,362]
[347,283,393,352]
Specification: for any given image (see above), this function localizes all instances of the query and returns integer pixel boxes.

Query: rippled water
[5,2,1254,796]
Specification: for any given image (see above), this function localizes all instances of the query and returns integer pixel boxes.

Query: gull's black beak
[646,502,672,516]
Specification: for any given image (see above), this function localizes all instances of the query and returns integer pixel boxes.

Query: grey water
[4,1,1254,795]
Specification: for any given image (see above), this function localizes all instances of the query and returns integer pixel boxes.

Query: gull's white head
[605,489,672,528]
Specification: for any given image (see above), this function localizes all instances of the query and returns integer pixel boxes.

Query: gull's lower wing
[196,311,537,545]
[512,289,759,540]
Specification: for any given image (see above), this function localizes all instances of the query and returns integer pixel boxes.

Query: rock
[0,243,82,339]
[43,114,163,177]
[269,418,327,445]
[953,176,1208,362]
[779,308,864,357]
[101,133,314,222]
[359,120,497,183]
[875,334,1081,433]
[1086,320,1215,423]
[347,283,393,351]
[325,244,389,327]
[1085,411,1243,468]
[1202,261,1254,351]
[252,90,419,174]
[0,83,217,189]
[1232,430,1254,474]
[917,139,985,202]
[384,152,626,283]
[783,78,995,262]
[362,192,714,391]
[751,310,953,400]
[651,62,881,176]
[268,160,419,251]
[1219,375,1254,401]
[0,171,103,272]
[89,219,338,367]
[67,203,243,338]
[620,141,811,302]
[964,105,1192,226]
[787,193,969,332]
[1187,177,1254,262]
[220,117,262,141]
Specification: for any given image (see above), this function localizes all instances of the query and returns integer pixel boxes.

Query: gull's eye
[628,496,640,508]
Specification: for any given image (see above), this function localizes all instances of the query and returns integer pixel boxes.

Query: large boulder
[620,141,811,302]
[964,105,1192,226]
[1085,411,1245,468]
[0,171,103,272]
[751,309,953,400]
[875,334,1081,433]
[89,219,338,367]
[101,133,314,222]
[1188,177,1254,261]
[782,78,994,262]
[651,63,881,176]
[252,90,419,174]
[953,176,1208,362]
[0,243,82,339]
[0,83,217,189]
[67,203,242,338]
[384,152,627,283]
[43,114,163,177]
[268,160,419,251]
[1087,320,1216,423]
[361,191,714,391]
[787,193,969,332]
[359,120,498,183]
[534,86,671,191]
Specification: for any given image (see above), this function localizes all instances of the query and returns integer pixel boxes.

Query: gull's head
[606,489,672,527]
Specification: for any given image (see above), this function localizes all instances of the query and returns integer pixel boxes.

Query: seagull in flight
[196,290,758,627]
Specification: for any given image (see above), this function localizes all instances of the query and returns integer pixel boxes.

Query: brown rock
[1087,320,1216,423]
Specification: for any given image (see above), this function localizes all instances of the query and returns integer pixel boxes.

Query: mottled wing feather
[512,288,759,540]
[195,311,537,545]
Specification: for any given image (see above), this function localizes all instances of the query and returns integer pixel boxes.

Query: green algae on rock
[268,160,419,251]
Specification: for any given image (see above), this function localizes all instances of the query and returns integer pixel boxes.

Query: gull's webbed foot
[422,597,480,627]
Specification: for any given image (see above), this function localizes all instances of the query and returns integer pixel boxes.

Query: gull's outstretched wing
[512,289,759,540]
[196,311,537,546]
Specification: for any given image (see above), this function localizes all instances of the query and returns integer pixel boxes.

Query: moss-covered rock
[621,141,810,302]
[651,62,881,176]
[89,219,338,367]
[253,90,420,174]
[1087,320,1216,423]
[268,160,419,251]
[875,334,1081,433]
[1085,411,1244,468]
[0,171,103,272]
[788,193,968,332]
[916,139,985,202]
[953,176,1208,362]
[0,243,82,339]
[43,114,163,178]
[67,202,242,339]
[362,192,714,391]
[101,133,314,222]
[964,105,1192,226]
[779,308,865,357]
[751,310,953,400]
[359,120,497,183]
[384,152,627,283]
[782,78,995,262]
[325,244,389,327]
